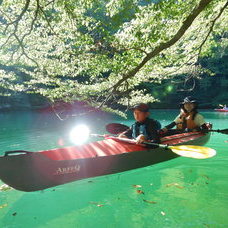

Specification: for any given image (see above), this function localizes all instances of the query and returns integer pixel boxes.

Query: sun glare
[69,124,90,145]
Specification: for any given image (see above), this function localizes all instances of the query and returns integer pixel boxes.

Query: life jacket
[132,118,161,140]
[176,112,198,130]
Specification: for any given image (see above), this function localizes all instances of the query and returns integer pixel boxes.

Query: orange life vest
[176,112,198,130]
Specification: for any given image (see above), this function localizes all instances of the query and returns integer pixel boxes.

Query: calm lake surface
[0,109,227,228]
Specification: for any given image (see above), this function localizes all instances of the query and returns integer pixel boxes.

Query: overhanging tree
[0,0,227,116]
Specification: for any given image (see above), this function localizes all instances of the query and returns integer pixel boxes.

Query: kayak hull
[0,146,177,192]
[214,109,228,112]
[0,132,210,192]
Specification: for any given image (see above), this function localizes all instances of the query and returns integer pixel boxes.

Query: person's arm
[118,128,132,138]
[147,120,161,143]
[192,114,207,131]
[161,114,181,132]
[150,132,160,144]
[163,121,176,131]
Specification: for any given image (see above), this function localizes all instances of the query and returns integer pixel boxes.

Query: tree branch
[21,0,41,43]
[111,0,214,93]
[13,33,40,67]
[4,0,31,33]
[152,0,228,80]
[197,0,228,58]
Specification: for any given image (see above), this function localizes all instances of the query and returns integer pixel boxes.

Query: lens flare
[69,124,90,145]
[166,85,173,92]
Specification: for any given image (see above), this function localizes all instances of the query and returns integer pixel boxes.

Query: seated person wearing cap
[161,96,208,134]
[118,103,161,144]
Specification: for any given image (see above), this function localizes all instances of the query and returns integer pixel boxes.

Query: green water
[0,110,227,228]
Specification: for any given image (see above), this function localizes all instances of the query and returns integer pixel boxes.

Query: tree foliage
[0,0,227,114]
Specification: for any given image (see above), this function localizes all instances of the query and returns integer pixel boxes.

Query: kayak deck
[42,139,145,160]
[39,132,210,161]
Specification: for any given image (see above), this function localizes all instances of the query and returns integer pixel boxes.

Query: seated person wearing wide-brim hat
[161,96,208,134]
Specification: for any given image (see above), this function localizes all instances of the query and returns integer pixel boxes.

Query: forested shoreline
[1,45,227,111]
[0,0,227,113]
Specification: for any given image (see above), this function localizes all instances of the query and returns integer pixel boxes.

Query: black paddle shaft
[106,123,228,135]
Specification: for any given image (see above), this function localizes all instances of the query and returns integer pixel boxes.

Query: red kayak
[0,132,211,192]
[214,108,228,112]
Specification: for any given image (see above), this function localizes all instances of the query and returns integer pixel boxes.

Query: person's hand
[118,133,128,138]
[184,128,192,133]
[160,128,168,133]
[103,134,110,138]
[135,134,146,144]
[180,109,187,117]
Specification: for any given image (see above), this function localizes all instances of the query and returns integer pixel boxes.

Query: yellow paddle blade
[169,145,216,159]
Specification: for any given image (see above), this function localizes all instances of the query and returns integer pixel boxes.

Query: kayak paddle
[71,124,216,159]
[106,123,228,135]
[143,141,216,159]
[202,129,228,135]
[106,123,130,134]
[106,136,216,159]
